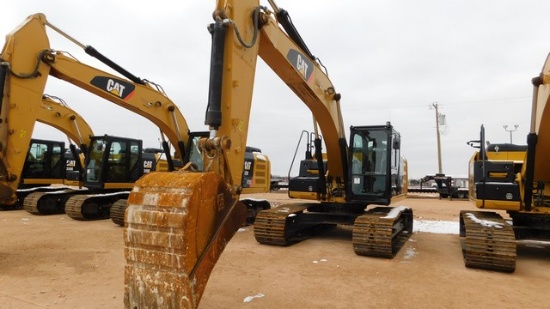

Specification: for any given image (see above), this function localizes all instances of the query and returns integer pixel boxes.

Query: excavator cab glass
[188,135,204,171]
[22,139,66,184]
[185,131,210,171]
[348,125,402,205]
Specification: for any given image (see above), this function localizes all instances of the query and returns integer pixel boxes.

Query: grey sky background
[2,1,550,179]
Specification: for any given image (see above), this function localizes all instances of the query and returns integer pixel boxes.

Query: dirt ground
[1,192,550,309]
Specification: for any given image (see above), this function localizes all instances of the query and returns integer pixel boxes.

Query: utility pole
[433,102,443,174]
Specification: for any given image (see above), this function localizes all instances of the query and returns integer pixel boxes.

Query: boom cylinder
[205,21,226,131]
[84,45,145,85]
[276,9,315,61]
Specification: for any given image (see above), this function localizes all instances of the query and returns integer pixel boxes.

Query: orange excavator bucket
[124,171,247,308]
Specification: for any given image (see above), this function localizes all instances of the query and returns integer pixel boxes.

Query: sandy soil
[1,192,549,309]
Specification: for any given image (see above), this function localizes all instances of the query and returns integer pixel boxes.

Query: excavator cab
[289,123,404,205]
[348,124,404,205]
[20,139,66,188]
[84,135,143,190]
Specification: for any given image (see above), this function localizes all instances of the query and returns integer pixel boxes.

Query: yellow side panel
[103,183,135,190]
[288,191,320,200]
[22,179,64,185]
[475,199,520,211]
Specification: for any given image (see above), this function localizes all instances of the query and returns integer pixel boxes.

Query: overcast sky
[3,1,550,179]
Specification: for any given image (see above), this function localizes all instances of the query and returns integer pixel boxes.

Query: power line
[354,96,530,111]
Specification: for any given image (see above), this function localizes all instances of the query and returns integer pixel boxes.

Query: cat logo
[143,160,153,174]
[90,76,136,100]
[106,79,126,97]
[296,55,309,78]
[287,49,313,82]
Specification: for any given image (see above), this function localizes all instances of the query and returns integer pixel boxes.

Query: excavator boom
[37,95,94,150]
[43,51,191,160]
[23,95,94,188]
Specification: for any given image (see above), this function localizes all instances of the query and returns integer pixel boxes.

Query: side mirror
[393,137,401,150]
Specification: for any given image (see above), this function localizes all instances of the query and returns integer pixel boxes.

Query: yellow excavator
[0,13,271,221]
[464,53,550,273]
[123,1,411,307]
[0,94,93,210]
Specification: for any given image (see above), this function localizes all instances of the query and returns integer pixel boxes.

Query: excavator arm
[0,15,50,204]
[0,16,91,204]
[124,1,349,308]
[34,94,94,186]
